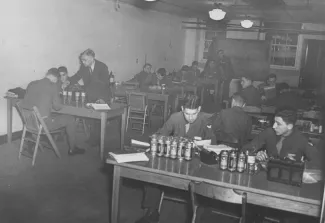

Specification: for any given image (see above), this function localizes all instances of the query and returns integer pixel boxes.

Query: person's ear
[287,123,293,130]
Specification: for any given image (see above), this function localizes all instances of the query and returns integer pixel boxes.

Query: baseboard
[0,131,23,145]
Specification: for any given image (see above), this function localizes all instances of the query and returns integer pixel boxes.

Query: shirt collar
[90,60,95,72]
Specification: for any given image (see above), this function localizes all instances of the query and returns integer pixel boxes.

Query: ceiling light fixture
[209,9,226,21]
[241,19,253,28]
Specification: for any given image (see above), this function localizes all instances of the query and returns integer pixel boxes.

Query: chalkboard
[208,38,271,81]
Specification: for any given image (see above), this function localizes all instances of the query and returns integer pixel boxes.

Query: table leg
[120,107,127,149]
[111,166,121,223]
[100,112,107,160]
[7,98,13,144]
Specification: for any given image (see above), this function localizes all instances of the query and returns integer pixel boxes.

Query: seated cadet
[190,61,201,78]
[240,75,262,107]
[210,93,252,146]
[259,73,278,101]
[146,68,171,87]
[135,95,212,223]
[173,65,190,82]
[265,83,309,111]
[128,63,152,89]
[21,68,85,155]
[57,66,71,91]
[242,109,319,164]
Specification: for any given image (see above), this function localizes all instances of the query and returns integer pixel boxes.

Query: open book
[108,152,149,163]
[86,103,111,110]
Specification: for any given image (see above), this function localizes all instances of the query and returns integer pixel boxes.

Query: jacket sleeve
[157,116,174,136]
[69,67,83,85]
[242,128,269,153]
[100,63,110,86]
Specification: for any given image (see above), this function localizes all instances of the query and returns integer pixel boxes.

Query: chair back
[16,102,41,133]
[127,92,147,112]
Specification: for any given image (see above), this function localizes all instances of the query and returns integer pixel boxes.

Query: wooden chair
[189,181,247,223]
[126,92,149,135]
[16,103,62,166]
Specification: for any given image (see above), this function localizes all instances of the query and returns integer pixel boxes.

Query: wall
[0,0,186,135]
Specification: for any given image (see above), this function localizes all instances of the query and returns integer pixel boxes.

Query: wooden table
[6,97,127,159]
[106,155,322,223]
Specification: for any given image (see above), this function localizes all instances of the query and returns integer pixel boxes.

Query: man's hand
[256,151,268,162]
[261,95,267,101]
[61,81,70,90]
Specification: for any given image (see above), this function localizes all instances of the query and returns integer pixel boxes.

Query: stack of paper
[131,139,150,147]
[108,152,149,163]
[86,103,111,110]
[203,144,233,154]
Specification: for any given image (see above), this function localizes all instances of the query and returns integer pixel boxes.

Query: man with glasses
[135,94,212,223]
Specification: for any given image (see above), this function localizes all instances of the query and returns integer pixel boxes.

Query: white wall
[0,0,186,135]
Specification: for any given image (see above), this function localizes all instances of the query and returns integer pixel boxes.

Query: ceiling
[118,0,325,24]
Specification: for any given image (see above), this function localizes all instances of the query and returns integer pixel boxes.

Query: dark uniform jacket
[210,106,252,145]
[243,127,319,164]
[240,85,262,107]
[128,71,152,89]
[157,112,212,139]
[265,91,309,111]
[70,59,111,103]
[21,78,62,118]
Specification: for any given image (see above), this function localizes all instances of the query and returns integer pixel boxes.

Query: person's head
[208,60,216,69]
[217,50,225,59]
[80,49,95,67]
[241,75,253,89]
[273,109,297,136]
[231,93,246,108]
[156,68,166,80]
[181,65,190,74]
[143,63,152,73]
[45,68,60,83]
[267,73,277,86]
[192,61,199,70]
[277,82,290,94]
[58,66,68,82]
[181,94,201,124]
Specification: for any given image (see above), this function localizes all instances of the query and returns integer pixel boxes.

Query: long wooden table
[6,97,127,159]
[106,155,322,223]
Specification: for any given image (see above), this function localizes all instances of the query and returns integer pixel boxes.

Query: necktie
[89,67,92,75]
[185,123,190,134]
[276,136,285,155]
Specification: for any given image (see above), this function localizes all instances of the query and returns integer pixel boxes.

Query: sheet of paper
[195,140,211,146]
[203,144,233,154]
[90,103,111,110]
[131,139,150,147]
[108,152,149,163]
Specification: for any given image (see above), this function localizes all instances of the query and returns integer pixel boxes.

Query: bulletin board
[209,38,271,81]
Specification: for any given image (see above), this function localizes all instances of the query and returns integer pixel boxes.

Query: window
[267,33,299,68]
[203,31,218,60]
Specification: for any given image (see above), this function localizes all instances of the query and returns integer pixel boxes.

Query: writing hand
[256,151,268,162]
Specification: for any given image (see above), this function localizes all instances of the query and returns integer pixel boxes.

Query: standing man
[70,49,111,146]
[210,93,252,146]
[21,68,84,155]
[70,49,111,103]
[128,63,152,90]
[135,95,213,223]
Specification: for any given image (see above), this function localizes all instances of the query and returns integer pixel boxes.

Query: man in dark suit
[70,49,111,146]
[210,92,252,146]
[128,63,152,90]
[21,68,85,155]
[70,49,111,103]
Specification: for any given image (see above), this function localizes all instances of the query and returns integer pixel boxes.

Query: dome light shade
[209,9,226,21]
[241,19,253,28]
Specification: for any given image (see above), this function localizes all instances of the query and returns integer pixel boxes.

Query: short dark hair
[81,48,95,57]
[192,61,198,66]
[58,66,68,73]
[242,75,253,82]
[46,68,60,78]
[157,68,166,76]
[267,73,277,80]
[275,109,297,125]
[181,65,190,71]
[232,92,246,105]
[182,94,201,109]
[143,63,152,69]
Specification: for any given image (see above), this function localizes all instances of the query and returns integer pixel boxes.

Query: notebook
[108,152,149,163]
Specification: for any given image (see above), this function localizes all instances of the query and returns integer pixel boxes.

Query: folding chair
[126,92,149,135]
[16,103,62,166]
[189,181,247,223]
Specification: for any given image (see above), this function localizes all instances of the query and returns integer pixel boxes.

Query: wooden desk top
[106,155,321,206]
